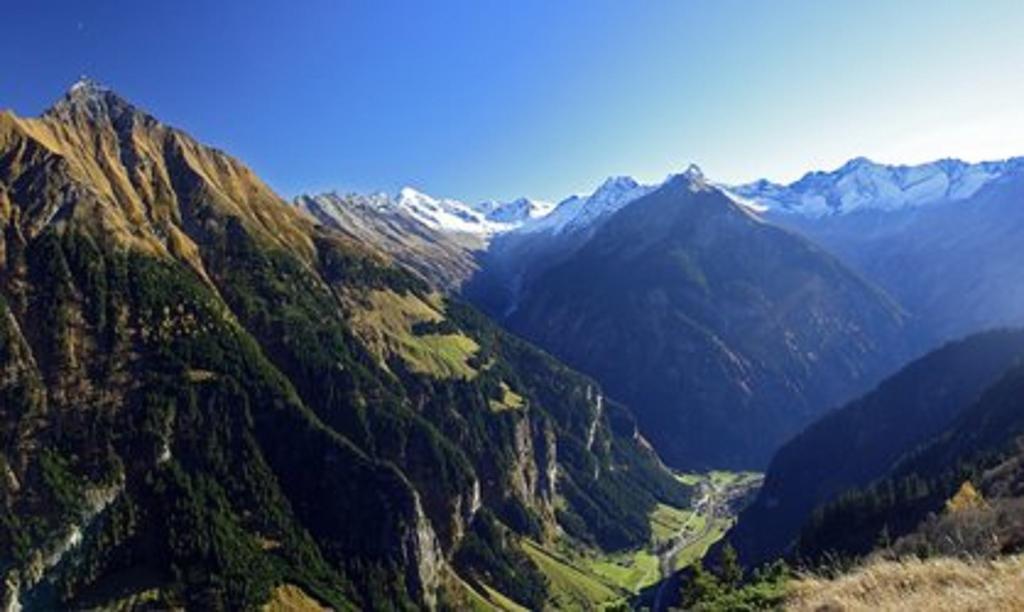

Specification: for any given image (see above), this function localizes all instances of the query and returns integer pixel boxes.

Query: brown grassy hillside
[787,555,1024,612]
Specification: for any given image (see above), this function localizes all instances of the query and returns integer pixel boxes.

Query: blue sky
[3,1,1022,202]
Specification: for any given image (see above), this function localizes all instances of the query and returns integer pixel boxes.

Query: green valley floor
[461,470,763,611]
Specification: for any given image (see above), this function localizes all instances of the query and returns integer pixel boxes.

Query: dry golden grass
[1,91,324,287]
[787,554,1024,611]
[261,584,327,612]
[347,289,480,379]
[489,381,525,412]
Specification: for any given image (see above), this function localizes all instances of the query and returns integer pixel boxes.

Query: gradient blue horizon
[3,0,1022,202]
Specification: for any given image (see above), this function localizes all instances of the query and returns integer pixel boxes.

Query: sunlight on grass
[262,584,326,612]
[584,549,660,593]
[675,472,702,486]
[453,572,530,612]
[789,554,1024,612]
[348,289,480,379]
[489,381,525,412]
[675,517,731,571]
[521,539,622,609]
[480,470,756,609]
[649,503,694,544]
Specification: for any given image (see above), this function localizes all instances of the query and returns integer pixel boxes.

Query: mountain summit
[45,77,145,126]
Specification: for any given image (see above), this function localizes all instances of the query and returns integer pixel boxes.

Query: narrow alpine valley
[3,3,1024,610]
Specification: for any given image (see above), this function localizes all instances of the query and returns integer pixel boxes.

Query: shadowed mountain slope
[502,173,909,470]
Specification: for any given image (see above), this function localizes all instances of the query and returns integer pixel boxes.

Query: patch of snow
[723,189,769,214]
[68,77,108,96]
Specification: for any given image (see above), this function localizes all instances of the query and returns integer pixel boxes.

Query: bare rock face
[403,491,444,610]
[297,192,482,292]
[507,413,558,531]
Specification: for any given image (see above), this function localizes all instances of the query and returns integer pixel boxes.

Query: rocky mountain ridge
[0,80,689,610]
[730,156,1024,217]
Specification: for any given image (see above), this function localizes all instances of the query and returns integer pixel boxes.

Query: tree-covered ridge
[727,329,1024,568]
[1,233,435,609]
[796,356,1024,563]
[0,84,690,610]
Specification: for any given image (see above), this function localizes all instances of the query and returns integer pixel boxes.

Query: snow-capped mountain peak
[518,175,654,236]
[304,162,765,240]
[46,77,140,125]
[515,164,721,236]
[391,186,495,233]
[681,163,704,179]
[301,186,552,236]
[396,186,427,201]
[474,196,555,224]
[662,164,707,190]
[595,175,640,193]
[837,156,874,172]
[730,156,1024,217]
[68,76,109,97]
[308,172,655,239]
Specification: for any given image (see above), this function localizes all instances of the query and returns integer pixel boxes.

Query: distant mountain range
[299,186,552,237]
[299,154,1024,472]
[736,157,1024,347]
[302,156,1024,241]
[730,156,1024,217]
[302,153,1024,349]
